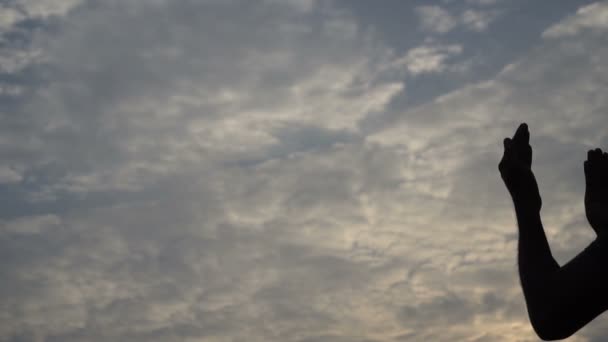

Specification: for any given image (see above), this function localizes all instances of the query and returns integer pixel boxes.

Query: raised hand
[584,148,608,237]
[498,123,542,213]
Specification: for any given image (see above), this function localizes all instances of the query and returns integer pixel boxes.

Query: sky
[2,0,608,341]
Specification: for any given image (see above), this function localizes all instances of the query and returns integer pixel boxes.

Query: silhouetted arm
[500,124,608,340]
[515,203,608,340]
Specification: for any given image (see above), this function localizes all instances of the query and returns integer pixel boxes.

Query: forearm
[514,203,564,339]
[514,204,608,340]
[515,205,558,275]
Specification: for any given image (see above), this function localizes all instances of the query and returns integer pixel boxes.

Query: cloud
[542,2,608,38]
[0,1,408,341]
[415,6,458,34]
[2,1,608,341]
[0,7,24,31]
[11,0,83,18]
[0,165,22,184]
[465,0,501,6]
[395,44,463,75]
[0,0,407,200]
[461,9,498,32]
[415,5,499,34]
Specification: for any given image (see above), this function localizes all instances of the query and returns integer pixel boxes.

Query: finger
[585,160,589,176]
[503,138,512,150]
[590,148,602,163]
[601,152,608,172]
[588,149,595,161]
[513,123,530,146]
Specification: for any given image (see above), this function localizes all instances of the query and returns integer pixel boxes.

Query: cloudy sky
[2,0,608,341]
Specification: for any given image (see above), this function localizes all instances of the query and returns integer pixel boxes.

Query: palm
[584,148,608,236]
[498,123,542,212]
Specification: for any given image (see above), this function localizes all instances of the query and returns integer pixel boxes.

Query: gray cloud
[543,2,608,38]
[1,1,607,341]
[415,4,500,34]
[395,43,463,75]
[415,5,458,34]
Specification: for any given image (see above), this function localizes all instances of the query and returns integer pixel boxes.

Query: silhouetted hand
[498,123,542,213]
[584,148,608,237]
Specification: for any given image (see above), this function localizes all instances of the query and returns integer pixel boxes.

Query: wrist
[514,201,541,220]
[512,196,541,213]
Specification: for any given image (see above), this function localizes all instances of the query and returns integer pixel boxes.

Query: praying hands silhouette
[499,123,608,340]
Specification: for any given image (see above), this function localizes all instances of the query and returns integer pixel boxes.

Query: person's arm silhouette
[499,123,608,340]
